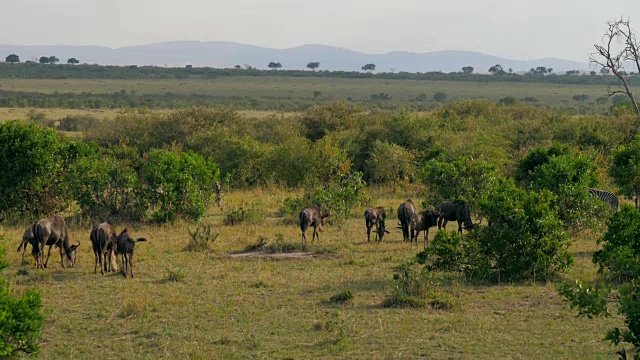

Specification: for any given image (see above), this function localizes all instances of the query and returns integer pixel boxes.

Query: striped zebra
[589,188,619,211]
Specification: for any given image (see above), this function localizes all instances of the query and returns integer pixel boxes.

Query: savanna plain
[0,74,634,359]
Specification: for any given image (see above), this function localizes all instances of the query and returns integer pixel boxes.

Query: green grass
[0,187,624,359]
[0,76,614,106]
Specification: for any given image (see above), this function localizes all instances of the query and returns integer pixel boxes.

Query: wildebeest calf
[299,206,329,243]
[17,225,36,266]
[436,200,474,234]
[33,215,79,269]
[413,210,440,249]
[397,199,417,242]
[114,228,147,278]
[364,207,388,242]
[90,222,120,275]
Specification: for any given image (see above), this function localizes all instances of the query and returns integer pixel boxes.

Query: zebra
[589,188,619,211]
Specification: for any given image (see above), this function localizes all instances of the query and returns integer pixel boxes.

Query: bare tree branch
[591,17,640,130]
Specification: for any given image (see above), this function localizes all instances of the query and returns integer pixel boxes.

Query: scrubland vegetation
[2,94,640,357]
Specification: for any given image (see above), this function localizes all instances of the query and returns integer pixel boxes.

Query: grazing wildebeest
[114,228,146,278]
[436,200,474,234]
[364,207,387,242]
[413,210,440,249]
[397,200,417,242]
[299,206,330,243]
[90,222,120,275]
[17,225,36,266]
[375,218,391,242]
[33,216,79,269]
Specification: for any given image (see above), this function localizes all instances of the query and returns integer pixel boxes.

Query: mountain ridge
[0,41,591,73]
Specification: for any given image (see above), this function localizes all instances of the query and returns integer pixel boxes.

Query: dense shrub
[0,121,75,217]
[516,145,605,230]
[67,144,147,221]
[474,180,573,280]
[223,205,263,226]
[419,157,500,209]
[423,180,572,281]
[560,206,640,356]
[141,149,219,222]
[383,260,455,309]
[593,205,640,282]
[281,172,369,221]
[0,242,44,357]
[365,140,416,183]
[610,139,640,207]
[300,102,362,141]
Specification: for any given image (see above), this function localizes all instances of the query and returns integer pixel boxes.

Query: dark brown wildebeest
[397,199,417,242]
[299,206,330,243]
[17,225,36,266]
[90,223,120,275]
[33,216,79,269]
[364,207,388,242]
[436,200,474,234]
[412,210,440,249]
[114,228,146,278]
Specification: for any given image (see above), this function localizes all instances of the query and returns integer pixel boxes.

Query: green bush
[141,149,219,223]
[0,242,44,357]
[610,139,640,207]
[593,205,640,282]
[300,102,362,141]
[0,121,76,217]
[474,180,573,281]
[418,230,465,272]
[184,223,219,252]
[280,172,369,221]
[383,260,455,309]
[223,205,263,226]
[365,140,416,183]
[67,144,147,221]
[419,157,500,209]
[516,146,604,230]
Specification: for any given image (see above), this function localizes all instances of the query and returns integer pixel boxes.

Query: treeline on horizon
[1,61,639,86]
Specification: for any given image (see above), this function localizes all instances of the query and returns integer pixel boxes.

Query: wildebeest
[364,207,388,242]
[397,199,417,242]
[436,200,474,234]
[17,225,36,266]
[413,210,440,248]
[114,228,146,278]
[90,222,120,275]
[299,206,330,243]
[33,216,79,269]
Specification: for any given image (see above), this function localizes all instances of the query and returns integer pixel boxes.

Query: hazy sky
[0,0,638,61]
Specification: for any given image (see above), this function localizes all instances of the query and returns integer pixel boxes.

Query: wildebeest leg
[129,253,134,278]
[100,251,106,275]
[94,251,99,274]
[58,245,66,269]
[366,221,372,242]
[424,228,429,249]
[44,244,54,268]
[301,230,306,243]
[121,254,127,277]
[312,226,317,242]
[457,220,462,234]
[442,219,448,231]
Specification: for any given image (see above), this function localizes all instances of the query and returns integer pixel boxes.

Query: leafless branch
[591,17,640,124]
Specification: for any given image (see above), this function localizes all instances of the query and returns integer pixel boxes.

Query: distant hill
[0,41,590,73]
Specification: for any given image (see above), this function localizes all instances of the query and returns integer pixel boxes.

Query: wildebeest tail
[300,211,309,231]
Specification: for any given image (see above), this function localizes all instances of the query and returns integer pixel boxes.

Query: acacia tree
[461,66,474,74]
[362,63,376,72]
[67,57,79,65]
[306,62,320,71]
[5,54,19,63]
[267,61,282,70]
[591,17,640,122]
